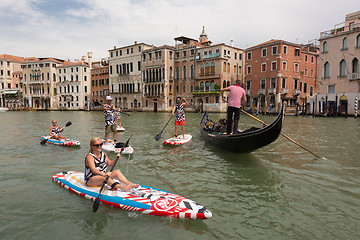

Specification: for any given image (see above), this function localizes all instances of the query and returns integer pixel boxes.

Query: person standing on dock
[221,80,247,134]
[103,96,117,144]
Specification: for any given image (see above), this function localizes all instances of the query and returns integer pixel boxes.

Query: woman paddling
[49,120,66,140]
[84,137,138,191]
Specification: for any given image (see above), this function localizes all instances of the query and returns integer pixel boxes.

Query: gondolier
[221,80,247,134]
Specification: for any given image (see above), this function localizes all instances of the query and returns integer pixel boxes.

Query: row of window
[322,34,360,53]
[58,67,86,74]
[57,85,87,94]
[21,63,57,68]
[322,58,359,78]
[247,45,315,61]
[91,79,109,87]
[110,46,142,58]
[109,61,141,75]
[245,78,314,96]
[246,61,315,76]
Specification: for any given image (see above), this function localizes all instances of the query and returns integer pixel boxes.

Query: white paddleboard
[163,134,192,146]
[116,126,125,132]
[101,139,133,154]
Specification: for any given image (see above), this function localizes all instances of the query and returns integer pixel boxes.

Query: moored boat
[200,105,284,153]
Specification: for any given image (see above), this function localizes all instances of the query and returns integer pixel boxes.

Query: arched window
[322,41,328,53]
[223,80,226,88]
[227,81,230,87]
[190,65,194,79]
[211,62,215,74]
[169,85,172,93]
[176,85,179,93]
[223,62,226,72]
[183,66,186,79]
[339,59,347,77]
[200,63,205,75]
[324,62,330,79]
[210,81,215,90]
[356,34,360,48]
[342,37,348,50]
[227,63,230,73]
[205,81,210,91]
[176,67,179,80]
[169,67,173,79]
[310,86,313,97]
[200,82,204,91]
[183,86,186,93]
[352,58,359,73]
[205,63,210,75]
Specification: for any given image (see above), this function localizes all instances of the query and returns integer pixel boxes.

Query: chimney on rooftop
[134,41,137,45]
[230,40,234,47]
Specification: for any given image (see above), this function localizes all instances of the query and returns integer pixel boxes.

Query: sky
[0,0,359,62]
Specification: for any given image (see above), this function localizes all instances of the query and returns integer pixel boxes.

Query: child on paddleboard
[172,97,190,138]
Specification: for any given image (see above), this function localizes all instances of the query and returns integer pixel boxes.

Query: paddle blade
[65,121,72,127]
[40,139,48,145]
[93,198,100,212]
[155,133,162,141]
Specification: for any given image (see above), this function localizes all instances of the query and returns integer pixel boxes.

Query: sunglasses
[52,122,57,123]
[92,143,103,147]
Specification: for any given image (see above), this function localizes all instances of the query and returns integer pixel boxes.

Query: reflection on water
[0,111,360,239]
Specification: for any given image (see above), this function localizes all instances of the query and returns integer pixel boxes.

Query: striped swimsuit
[84,151,108,184]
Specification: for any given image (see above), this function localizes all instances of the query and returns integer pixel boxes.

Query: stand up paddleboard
[101,139,134,154]
[40,136,80,146]
[163,134,192,146]
[116,126,125,132]
[52,171,212,220]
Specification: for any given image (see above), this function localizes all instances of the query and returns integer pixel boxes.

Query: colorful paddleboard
[163,134,192,146]
[52,171,212,220]
[101,139,134,155]
[116,126,125,132]
[40,136,80,146]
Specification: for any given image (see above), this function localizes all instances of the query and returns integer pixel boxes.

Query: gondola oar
[240,109,321,159]
[122,112,130,116]
[155,115,173,141]
[40,121,72,145]
[93,135,132,212]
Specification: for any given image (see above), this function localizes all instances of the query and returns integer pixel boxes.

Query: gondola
[200,105,284,153]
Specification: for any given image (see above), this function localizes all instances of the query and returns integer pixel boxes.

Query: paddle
[155,115,173,141]
[240,109,321,159]
[122,112,130,116]
[40,121,72,145]
[93,135,132,212]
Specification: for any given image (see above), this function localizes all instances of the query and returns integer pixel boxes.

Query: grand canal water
[0,110,359,239]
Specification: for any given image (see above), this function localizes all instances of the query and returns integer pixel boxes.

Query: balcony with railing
[349,72,360,80]
[268,88,276,94]
[258,89,266,95]
[320,22,360,39]
[281,88,288,94]
[293,89,301,95]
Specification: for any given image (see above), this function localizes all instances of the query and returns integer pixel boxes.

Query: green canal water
[0,111,359,239]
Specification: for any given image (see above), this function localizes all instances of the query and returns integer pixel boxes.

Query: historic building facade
[90,59,109,109]
[108,42,152,111]
[21,57,63,109]
[141,27,245,112]
[56,53,92,110]
[245,40,318,114]
[0,54,25,109]
[317,10,360,117]
[142,45,176,112]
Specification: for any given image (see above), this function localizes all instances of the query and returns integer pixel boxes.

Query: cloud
[0,0,359,61]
